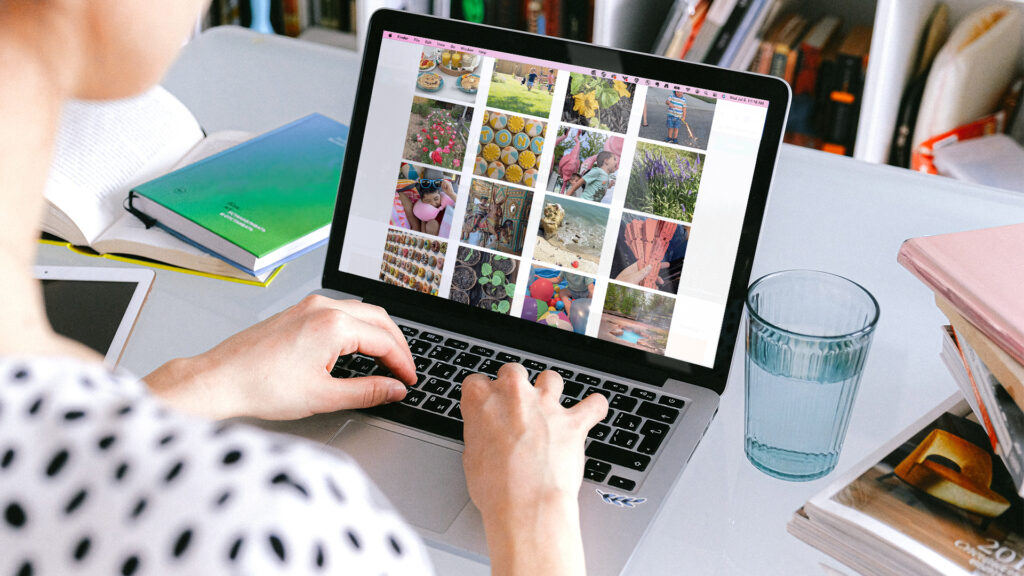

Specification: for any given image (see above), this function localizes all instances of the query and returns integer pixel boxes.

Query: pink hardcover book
[897,223,1024,365]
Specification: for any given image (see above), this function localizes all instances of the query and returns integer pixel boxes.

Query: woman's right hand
[461,363,608,576]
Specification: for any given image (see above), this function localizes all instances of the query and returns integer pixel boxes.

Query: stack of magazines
[789,223,1024,576]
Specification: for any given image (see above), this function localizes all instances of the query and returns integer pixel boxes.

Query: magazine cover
[803,395,1024,575]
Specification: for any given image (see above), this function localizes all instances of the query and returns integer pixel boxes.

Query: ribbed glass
[743,270,879,481]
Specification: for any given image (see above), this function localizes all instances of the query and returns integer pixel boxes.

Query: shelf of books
[789,223,1024,576]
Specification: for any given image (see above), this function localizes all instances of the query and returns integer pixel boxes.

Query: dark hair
[594,151,615,168]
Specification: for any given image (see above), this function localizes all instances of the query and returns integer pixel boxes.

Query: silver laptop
[305,10,789,575]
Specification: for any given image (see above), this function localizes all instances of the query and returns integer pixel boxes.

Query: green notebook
[128,113,348,275]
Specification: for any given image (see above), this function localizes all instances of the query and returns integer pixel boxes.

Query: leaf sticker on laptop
[596,489,647,508]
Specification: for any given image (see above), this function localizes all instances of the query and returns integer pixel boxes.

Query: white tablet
[34,265,155,369]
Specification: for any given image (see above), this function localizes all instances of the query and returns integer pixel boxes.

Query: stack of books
[789,223,1024,576]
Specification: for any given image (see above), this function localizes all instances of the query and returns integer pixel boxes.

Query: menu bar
[384,31,769,108]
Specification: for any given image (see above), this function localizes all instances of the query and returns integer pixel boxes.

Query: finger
[309,375,408,412]
[569,392,609,431]
[335,301,414,362]
[330,306,416,385]
[495,361,529,385]
[460,372,493,408]
[332,315,416,384]
[534,370,564,402]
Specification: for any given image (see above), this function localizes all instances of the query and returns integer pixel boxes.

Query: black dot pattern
[0,357,433,574]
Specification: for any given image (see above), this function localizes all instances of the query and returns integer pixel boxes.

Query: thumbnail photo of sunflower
[561,72,636,134]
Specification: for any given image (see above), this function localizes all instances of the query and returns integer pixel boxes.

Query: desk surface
[40,26,1024,575]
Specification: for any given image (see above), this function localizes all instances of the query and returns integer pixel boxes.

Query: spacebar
[361,403,464,443]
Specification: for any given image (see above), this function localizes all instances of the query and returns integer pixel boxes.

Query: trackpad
[328,421,470,533]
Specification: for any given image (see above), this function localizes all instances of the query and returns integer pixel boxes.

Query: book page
[44,86,204,245]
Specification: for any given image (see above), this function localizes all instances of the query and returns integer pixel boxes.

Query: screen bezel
[322,9,790,394]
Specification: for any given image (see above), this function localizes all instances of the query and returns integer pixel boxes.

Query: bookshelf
[857,0,1024,165]
[206,0,1024,189]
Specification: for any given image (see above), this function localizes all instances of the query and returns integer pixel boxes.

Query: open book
[43,86,278,284]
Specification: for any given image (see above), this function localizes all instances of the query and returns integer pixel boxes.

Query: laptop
[35,265,154,369]
[307,9,789,575]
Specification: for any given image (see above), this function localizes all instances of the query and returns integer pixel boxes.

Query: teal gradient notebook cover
[129,113,348,274]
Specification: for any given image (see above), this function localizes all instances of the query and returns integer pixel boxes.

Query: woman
[0,1,607,575]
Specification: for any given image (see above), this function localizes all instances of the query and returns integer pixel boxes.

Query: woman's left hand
[145,294,416,420]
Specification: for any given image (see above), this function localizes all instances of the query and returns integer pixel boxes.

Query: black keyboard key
[529,372,540,384]
[587,424,612,441]
[449,402,462,420]
[638,433,665,456]
[637,401,680,424]
[399,325,419,338]
[585,459,611,474]
[609,394,638,412]
[455,369,475,383]
[562,381,584,398]
[330,366,352,379]
[427,362,457,380]
[401,389,427,407]
[551,367,574,379]
[370,364,392,377]
[414,357,432,373]
[575,373,600,386]
[608,476,636,491]
[478,359,503,376]
[447,384,462,400]
[420,331,444,343]
[585,387,612,400]
[630,388,657,401]
[445,338,468,350]
[585,442,651,471]
[641,420,669,437]
[560,396,579,408]
[613,413,642,432]
[659,396,686,409]
[496,352,521,363]
[584,468,609,482]
[362,402,463,442]
[603,381,629,394]
[470,345,494,357]
[422,395,454,414]
[453,352,482,368]
[523,359,546,372]
[421,378,451,396]
[349,356,376,374]
[408,339,431,356]
[414,373,428,387]
[609,429,639,450]
[428,346,456,362]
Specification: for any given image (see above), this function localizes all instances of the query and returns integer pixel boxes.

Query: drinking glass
[744,270,879,481]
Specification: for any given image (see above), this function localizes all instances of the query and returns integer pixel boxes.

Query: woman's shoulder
[0,357,433,575]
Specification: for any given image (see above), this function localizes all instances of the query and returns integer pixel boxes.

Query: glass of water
[744,270,879,481]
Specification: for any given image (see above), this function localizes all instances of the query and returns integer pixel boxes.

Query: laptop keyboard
[330,322,686,493]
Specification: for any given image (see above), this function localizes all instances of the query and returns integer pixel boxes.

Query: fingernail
[387,380,408,403]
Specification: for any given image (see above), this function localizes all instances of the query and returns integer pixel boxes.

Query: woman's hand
[461,363,608,576]
[615,260,668,286]
[145,294,415,420]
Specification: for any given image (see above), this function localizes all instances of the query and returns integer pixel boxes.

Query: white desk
[38,27,1024,575]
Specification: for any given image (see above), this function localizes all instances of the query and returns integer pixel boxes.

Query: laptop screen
[336,28,774,370]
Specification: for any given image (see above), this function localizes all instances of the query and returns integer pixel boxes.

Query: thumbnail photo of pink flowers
[404,96,472,170]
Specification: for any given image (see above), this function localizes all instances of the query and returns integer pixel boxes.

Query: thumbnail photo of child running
[598,283,674,355]
[625,141,706,223]
[562,72,636,134]
[486,59,558,118]
[639,88,716,149]
[609,212,689,295]
[390,162,459,238]
[533,194,608,275]
[460,179,533,256]
[520,266,595,334]
[474,110,546,187]
[404,96,471,170]
[450,247,519,314]
[547,127,624,204]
